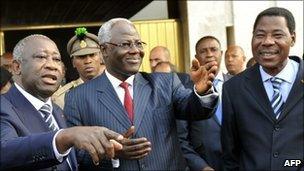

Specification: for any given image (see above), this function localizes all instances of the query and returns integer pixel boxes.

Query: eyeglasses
[105,41,147,50]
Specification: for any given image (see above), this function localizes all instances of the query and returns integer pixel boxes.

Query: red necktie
[120,82,134,123]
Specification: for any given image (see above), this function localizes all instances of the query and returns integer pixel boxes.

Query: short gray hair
[13,34,52,61]
[97,18,133,44]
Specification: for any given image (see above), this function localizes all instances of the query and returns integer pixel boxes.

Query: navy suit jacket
[221,56,304,171]
[64,72,216,170]
[0,85,77,171]
[177,73,232,171]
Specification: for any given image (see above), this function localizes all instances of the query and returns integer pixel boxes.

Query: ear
[12,60,21,75]
[290,32,296,47]
[72,58,76,68]
[100,45,109,60]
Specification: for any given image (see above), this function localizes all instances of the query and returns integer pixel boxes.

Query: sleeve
[221,84,240,171]
[172,73,217,120]
[176,120,209,170]
[0,97,61,170]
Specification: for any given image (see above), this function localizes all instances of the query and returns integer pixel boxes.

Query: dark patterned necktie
[39,104,58,131]
[270,77,284,118]
[120,82,134,123]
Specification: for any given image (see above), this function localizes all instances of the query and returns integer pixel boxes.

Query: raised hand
[190,58,217,95]
[115,126,152,160]
[56,126,123,165]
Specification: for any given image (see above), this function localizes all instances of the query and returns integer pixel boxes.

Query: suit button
[274,126,280,131]
[141,163,146,169]
[273,152,279,158]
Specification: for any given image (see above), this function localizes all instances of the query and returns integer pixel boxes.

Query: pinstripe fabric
[64,72,214,170]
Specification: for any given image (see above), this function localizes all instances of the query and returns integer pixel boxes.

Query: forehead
[198,39,220,49]
[24,37,59,53]
[226,47,242,55]
[110,21,140,41]
[255,16,288,32]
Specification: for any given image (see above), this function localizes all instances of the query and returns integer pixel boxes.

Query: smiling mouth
[126,58,141,64]
[259,51,279,57]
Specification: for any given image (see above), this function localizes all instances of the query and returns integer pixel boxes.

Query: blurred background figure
[52,27,105,109]
[153,61,175,73]
[225,45,246,75]
[246,57,257,68]
[0,66,12,94]
[0,52,13,73]
[149,46,171,72]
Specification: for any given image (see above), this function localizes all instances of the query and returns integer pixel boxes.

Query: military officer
[52,27,105,109]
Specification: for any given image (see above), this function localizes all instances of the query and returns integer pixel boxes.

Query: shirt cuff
[53,129,71,162]
[112,159,120,168]
[194,85,219,108]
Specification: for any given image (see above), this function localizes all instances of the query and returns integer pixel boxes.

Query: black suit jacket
[177,73,232,171]
[221,56,303,171]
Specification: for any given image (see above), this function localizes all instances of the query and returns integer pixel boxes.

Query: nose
[262,34,275,46]
[83,55,93,64]
[128,44,141,54]
[44,58,59,70]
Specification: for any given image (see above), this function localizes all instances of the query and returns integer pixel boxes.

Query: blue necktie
[39,104,73,170]
[213,79,223,124]
[39,104,58,131]
[270,77,284,118]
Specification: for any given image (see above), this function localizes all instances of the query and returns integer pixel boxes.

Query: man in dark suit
[0,34,124,170]
[221,7,303,170]
[64,18,219,170]
[177,36,232,171]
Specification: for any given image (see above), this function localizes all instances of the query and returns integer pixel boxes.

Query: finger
[98,131,115,158]
[191,59,200,71]
[122,137,149,146]
[126,141,151,152]
[126,146,151,158]
[103,127,124,141]
[204,61,217,71]
[110,139,123,150]
[83,143,100,166]
[123,126,135,138]
[129,151,150,160]
[89,136,107,161]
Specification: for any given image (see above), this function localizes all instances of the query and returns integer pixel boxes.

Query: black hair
[253,7,295,34]
[195,36,221,52]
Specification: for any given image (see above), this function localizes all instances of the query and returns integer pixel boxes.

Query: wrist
[56,129,73,153]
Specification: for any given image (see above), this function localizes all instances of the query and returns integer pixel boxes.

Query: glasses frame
[104,41,147,50]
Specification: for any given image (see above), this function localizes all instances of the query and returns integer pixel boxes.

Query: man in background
[224,45,246,75]
[0,52,13,73]
[178,36,232,171]
[149,46,171,72]
[52,27,105,109]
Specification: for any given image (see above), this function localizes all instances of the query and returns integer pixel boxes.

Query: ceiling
[1,0,152,29]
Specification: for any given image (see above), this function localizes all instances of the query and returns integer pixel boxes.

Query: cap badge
[80,40,87,48]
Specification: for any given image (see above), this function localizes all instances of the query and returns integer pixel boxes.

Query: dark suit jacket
[0,85,77,171]
[221,56,304,171]
[64,72,216,170]
[177,73,232,171]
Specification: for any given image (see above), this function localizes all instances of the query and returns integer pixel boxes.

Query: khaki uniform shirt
[52,78,84,109]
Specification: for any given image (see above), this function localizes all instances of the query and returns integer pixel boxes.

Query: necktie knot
[120,82,129,89]
[40,104,52,118]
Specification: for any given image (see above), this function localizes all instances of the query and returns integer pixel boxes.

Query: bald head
[149,46,171,72]
[225,45,246,75]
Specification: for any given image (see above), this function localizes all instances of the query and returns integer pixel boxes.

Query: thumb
[123,126,135,138]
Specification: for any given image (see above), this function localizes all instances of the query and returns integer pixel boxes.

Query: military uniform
[52,27,101,109]
[52,78,83,109]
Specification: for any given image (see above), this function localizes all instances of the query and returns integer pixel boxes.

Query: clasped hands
[56,125,151,166]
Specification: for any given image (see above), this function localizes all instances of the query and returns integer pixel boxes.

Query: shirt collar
[14,82,53,111]
[215,71,224,82]
[260,58,294,83]
[105,70,135,88]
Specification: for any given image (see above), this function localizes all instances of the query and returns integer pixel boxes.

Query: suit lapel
[52,104,67,129]
[133,73,151,133]
[96,73,131,129]
[244,65,276,122]
[5,85,49,132]
[278,57,304,121]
